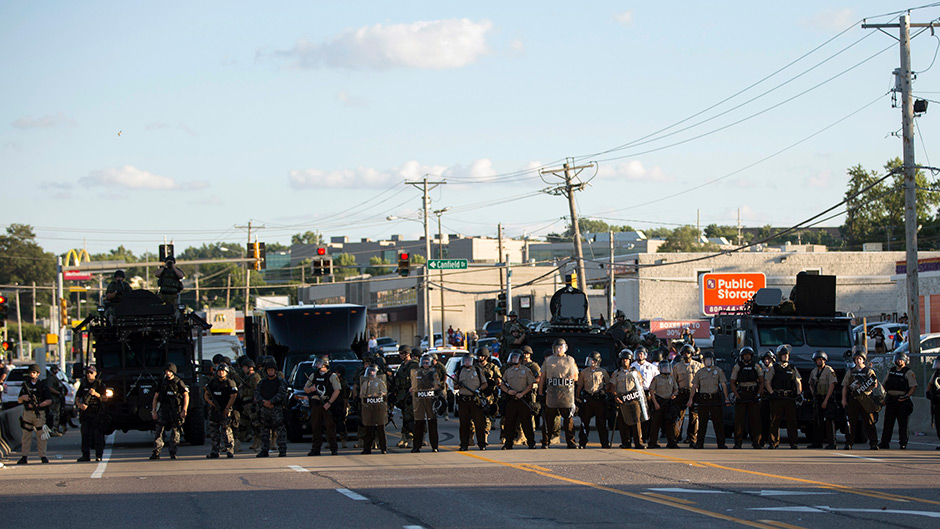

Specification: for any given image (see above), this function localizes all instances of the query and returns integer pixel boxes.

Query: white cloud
[803,8,856,31]
[80,165,207,191]
[805,170,831,188]
[275,19,492,70]
[289,160,446,189]
[597,160,673,182]
[613,11,633,26]
[12,112,77,129]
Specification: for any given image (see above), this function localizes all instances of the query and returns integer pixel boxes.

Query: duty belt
[696,392,720,402]
[773,390,796,398]
[737,383,758,389]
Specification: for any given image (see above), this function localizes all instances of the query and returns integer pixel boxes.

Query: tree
[0,224,55,286]
[644,227,673,239]
[658,225,720,253]
[332,253,358,281]
[365,256,393,277]
[704,224,740,243]
[291,231,323,246]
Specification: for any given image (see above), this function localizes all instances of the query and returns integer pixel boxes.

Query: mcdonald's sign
[63,249,93,280]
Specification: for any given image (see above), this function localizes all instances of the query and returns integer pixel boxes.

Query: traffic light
[495,292,507,315]
[248,241,266,270]
[0,294,6,326]
[397,252,410,276]
[565,271,578,288]
[1,339,14,352]
[159,244,175,262]
[311,257,333,277]
[60,298,68,326]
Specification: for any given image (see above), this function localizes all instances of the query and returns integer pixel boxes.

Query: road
[1,417,938,529]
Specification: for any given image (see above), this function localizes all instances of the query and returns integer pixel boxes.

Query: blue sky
[3,1,940,256]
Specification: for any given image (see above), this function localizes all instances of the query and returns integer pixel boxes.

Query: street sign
[701,272,765,315]
[63,271,93,281]
[428,259,468,270]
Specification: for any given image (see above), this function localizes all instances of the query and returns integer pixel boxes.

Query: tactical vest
[158,377,185,407]
[257,377,281,401]
[309,371,330,400]
[884,366,911,392]
[158,269,182,294]
[736,361,759,384]
[770,362,797,391]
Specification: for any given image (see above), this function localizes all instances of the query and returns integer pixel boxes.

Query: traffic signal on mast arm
[1,339,14,352]
[565,271,578,288]
[248,241,266,271]
[0,294,7,326]
[495,293,507,315]
[398,252,410,277]
[311,248,332,277]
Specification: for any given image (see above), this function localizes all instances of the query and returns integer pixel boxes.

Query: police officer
[454,354,488,451]
[576,351,610,448]
[204,363,237,458]
[359,365,389,454]
[609,350,646,449]
[411,353,441,452]
[18,364,53,464]
[75,365,107,463]
[501,311,527,353]
[648,360,679,449]
[607,310,639,350]
[46,364,67,436]
[500,351,537,450]
[475,348,501,437]
[539,338,579,449]
[150,363,189,460]
[879,352,918,449]
[519,345,541,444]
[841,350,880,450]
[758,350,775,447]
[255,358,288,457]
[688,351,730,449]
[808,351,837,449]
[730,347,763,449]
[764,345,801,449]
[156,256,185,305]
[672,344,702,447]
[927,357,940,450]
[393,346,418,448]
[239,359,262,451]
[304,355,341,456]
[429,353,449,421]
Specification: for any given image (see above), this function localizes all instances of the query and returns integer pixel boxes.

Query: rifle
[447,373,488,411]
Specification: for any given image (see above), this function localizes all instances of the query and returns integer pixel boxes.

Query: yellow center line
[630,450,940,506]
[643,492,696,505]
[456,451,786,529]
[758,520,809,529]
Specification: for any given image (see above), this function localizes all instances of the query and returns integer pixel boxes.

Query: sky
[3,1,940,257]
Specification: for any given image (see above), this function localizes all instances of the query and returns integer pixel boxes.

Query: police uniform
[46,370,67,434]
[730,360,763,448]
[455,363,488,450]
[75,374,107,461]
[156,261,184,305]
[359,374,389,454]
[411,366,441,452]
[205,374,238,457]
[610,367,645,448]
[153,375,188,458]
[304,369,342,455]
[672,358,702,445]
[477,360,501,436]
[690,365,728,449]
[927,365,940,448]
[394,357,418,446]
[842,366,880,449]
[808,364,838,448]
[540,354,579,448]
[501,319,527,353]
[765,361,801,449]
[239,368,262,450]
[255,373,288,456]
[577,366,610,448]
[19,375,52,463]
[522,355,541,435]
[647,373,679,448]
[880,365,917,449]
[501,364,536,449]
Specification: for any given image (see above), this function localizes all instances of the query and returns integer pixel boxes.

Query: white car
[376,337,399,354]
[1,367,75,413]
[865,323,908,352]
[891,333,940,356]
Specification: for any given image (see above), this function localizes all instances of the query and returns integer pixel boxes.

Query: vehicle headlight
[105,388,114,399]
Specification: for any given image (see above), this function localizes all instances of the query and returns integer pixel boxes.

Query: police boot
[16,456,27,465]
[149,451,160,460]
[256,450,269,458]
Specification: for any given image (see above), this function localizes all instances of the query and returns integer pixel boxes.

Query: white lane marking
[288,465,307,472]
[336,488,368,501]
[647,487,728,494]
[403,526,426,529]
[743,490,833,496]
[833,452,884,462]
[90,433,115,479]
[750,506,940,518]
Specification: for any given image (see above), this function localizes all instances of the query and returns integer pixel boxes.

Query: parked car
[375,337,398,354]
[866,323,908,352]
[419,334,443,349]
[482,320,503,338]
[1,366,75,416]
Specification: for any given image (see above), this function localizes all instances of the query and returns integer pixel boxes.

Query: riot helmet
[114,269,125,279]
[212,354,225,365]
[507,351,522,365]
[520,345,534,357]
[242,358,256,369]
[775,344,792,356]
[461,355,474,368]
[366,366,378,379]
[634,346,647,362]
[586,351,602,368]
[658,361,672,374]
[615,310,625,320]
[28,363,41,374]
[812,350,828,363]
[476,346,490,358]
[618,349,634,366]
[650,349,664,363]
[314,355,330,370]
[679,344,694,357]
[702,351,715,367]
[508,311,518,318]
[739,346,755,359]
[761,350,775,363]
[852,349,867,360]
[216,363,229,375]
[894,352,909,366]
[419,354,433,368]
[553,338,568,355]
[165,362,178,374]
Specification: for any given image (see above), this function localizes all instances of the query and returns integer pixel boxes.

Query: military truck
[518,286,619,371]
[75,289,211,445]
[712,280,855,436]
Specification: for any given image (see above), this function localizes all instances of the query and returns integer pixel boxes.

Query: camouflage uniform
[501,319,527,355]
[254,374,288,456]
[205,375,237,457]
[394,358,417,446]
[153,375,188,457]
[239,369,261,447]
[477,360,502,436]
[46,371,67,434]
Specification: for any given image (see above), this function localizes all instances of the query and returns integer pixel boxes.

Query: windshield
[265,306,367,358]
[376,338,396,346]
[95,339,192,375]
[756,323,804,347]
[805,325,853,348]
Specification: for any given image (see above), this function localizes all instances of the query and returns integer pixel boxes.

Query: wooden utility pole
[541,158,596,323]
[405,176,445,342]
[862,14,924,355]
[498,223,504,293]
[608,230,614,323]
[235,221,264,317]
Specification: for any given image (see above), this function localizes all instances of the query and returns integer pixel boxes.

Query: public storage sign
[649,320,710,339]
[701,272,766,315]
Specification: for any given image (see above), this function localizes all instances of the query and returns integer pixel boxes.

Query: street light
[432,208,450,345]
[387,213,432,346]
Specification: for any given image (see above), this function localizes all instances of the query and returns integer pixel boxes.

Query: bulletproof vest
[457,365,483,392]
[79,380,103,409]
[884,366,911,392]
[414,368,437,398]
[257,377,281,401]
[310,371,330,399]
[208,378,235,406]
[159,377,185,406]
[736,361,759,384]
[770,362,796,391]
[158,269,183,293]
[503,366,528,392]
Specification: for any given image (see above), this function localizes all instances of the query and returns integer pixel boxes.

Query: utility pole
[862,14,924,355]
[405,176,446,343]
[506,253,513,316]
[235,221,264,317]
[56,256,65,366]
[541,158,595,323]
[497,223,504,302]
[608,230,615,323]
[434,208,449,338]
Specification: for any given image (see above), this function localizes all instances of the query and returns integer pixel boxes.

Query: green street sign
[428,259,468,270]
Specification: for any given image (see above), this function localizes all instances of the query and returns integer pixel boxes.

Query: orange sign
[701,272,765,315]
[649,320,710,339]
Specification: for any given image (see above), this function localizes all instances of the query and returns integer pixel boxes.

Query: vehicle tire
[287,420,304,443]
[184,406,206,446]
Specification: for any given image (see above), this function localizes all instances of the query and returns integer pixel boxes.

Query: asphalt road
[2,416,938,529]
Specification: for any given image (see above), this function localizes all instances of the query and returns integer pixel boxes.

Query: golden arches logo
[213,313,227,322]
[64,248,90,267]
